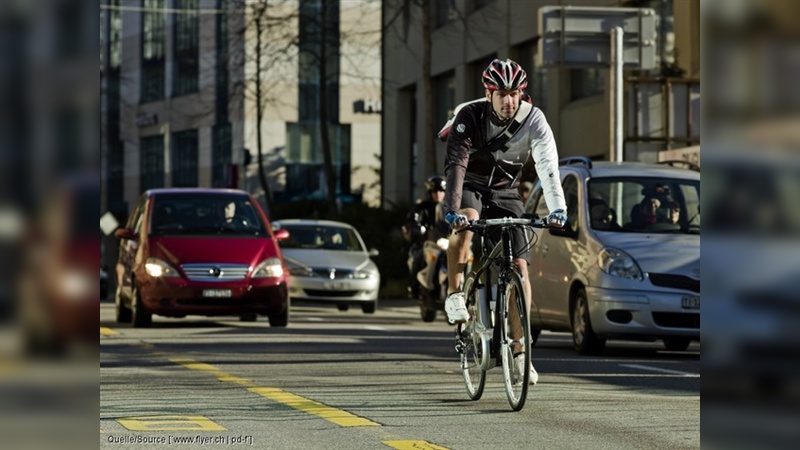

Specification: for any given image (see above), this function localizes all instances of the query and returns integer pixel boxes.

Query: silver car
[272,219,380,314]
[524,158,700,354]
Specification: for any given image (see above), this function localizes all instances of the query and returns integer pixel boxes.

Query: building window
[173,0,199,96]
[470,0,494,13]
[109,0,122,69]
[141,0,165,102]
[470,55,496,99]
[212,123,232,188]
[215,0,229,121]
[172,129,198,187]
[108,141,125,213]
[433,0,458,28]
[512,40,547,110]
[433,72,455,126]
[570,68,604,101]
[141,135,165,190]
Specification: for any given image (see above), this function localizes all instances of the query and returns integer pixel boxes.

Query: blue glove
[445,211,468,228]
[547,209,568,228]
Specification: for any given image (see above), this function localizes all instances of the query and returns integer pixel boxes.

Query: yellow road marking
[383,440,450,450]
[100,327,118,335]
[170,358,380,427]
[117,415,225,431]
[249,387,380,427]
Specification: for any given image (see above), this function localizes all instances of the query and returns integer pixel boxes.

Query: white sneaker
[513,353,539,385]
[444,292,469,323]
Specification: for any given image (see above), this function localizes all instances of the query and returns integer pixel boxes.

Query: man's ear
[485,89,492,101]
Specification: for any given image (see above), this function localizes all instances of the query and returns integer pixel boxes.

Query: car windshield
[278,225,363,251]
[149,193,268,236]
[588,177,700,234]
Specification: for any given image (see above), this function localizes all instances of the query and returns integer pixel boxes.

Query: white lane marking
[364,325,390,332]
[620,363,699,377]
[547,373,699,378]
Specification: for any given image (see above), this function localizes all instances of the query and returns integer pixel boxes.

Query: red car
[114,189,290,327]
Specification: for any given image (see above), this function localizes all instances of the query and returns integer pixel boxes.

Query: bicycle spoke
[500,270,530,411]
[459,274,485,400]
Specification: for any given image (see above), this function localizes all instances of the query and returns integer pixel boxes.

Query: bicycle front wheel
[500,269,530,411]
[459,273,486,400]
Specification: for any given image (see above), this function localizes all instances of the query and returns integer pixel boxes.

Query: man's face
[430,190,445,203]
[224,202,236,220]
[486,88,520,121]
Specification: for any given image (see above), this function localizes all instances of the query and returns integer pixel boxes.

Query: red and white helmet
[482,58,528,91]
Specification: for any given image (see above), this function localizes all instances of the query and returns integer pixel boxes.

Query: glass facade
[172,129,198,187]
[173,0,199,96]
[212,123,232,188]
[141,0,165,102]
[285,0,351,201]
[140,135,165,191]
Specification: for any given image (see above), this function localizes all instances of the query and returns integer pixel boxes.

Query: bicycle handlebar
[457,215,549,234]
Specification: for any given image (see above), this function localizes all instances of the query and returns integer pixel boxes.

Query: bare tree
[226,0,380,217]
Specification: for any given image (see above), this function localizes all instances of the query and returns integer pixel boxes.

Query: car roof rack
[657,160,700,172]
[558,156,593,170]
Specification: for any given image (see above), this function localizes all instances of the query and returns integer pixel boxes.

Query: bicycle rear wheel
[459,273,486,400]
[500,269,530,411]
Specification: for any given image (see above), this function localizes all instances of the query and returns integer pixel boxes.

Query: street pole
[611,26,624,163]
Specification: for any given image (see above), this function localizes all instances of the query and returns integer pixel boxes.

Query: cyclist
[442,58,568,384]
[402,175,449,298]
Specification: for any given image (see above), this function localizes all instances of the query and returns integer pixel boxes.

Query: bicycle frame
[460,216,545,368]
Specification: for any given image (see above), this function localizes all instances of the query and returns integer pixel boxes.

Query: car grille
[652,312,700,329]
[304,289,360,297]
[648,273,700,293]
[311,268,354,279]
[182,263,250,281]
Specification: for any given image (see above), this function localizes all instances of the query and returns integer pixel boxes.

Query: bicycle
[453,215,547,411]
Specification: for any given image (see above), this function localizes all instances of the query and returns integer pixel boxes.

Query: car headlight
[597,247,643,281]
[252,258,284,278]
[436,238,449,250]
[144,257,180,278]
[348,270,375,280]
[288,264,314,277]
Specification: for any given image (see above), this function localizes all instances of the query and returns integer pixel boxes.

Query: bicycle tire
[499,269,530,411]
[459,273,486,400]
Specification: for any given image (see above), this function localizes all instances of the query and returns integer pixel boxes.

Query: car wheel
[131,281,152,328]
[239,313,257,322]
[571,288,605,355]
[663,338,691,351]
[420,304,437,322]
[268,307,288,327]
[115,286,132,323]
[361,300,377,314]
[336,303,350,312]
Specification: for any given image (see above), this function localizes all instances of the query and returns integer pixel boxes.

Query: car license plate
[203,289,232,298]
[681,295,700,309]
[323,281,349,291]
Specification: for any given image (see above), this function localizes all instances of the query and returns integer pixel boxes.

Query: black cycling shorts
[459,185,531,260]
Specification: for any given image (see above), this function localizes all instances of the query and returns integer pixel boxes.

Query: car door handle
[542,244,549,253]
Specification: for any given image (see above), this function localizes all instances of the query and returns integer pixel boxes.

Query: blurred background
[1,0,799,448]
[0,0,98,448]
[702,0,800,449]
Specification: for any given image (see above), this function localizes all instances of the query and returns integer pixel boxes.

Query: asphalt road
[100,298,700,450]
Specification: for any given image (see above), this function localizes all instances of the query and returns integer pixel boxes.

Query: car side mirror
[274,228,290,241]
[368,248,379,257]
[548,225,578,239]
[114,227,137,240]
